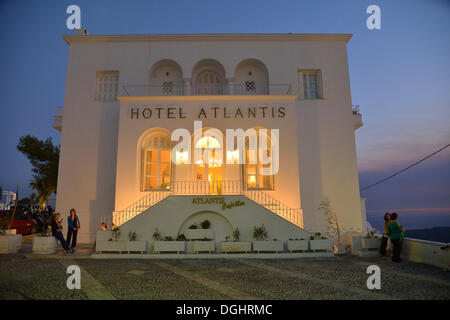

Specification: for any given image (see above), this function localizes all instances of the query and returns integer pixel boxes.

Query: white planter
[96,240,125,253]
[32,236,57,254]
[185,229,214,240]
[287,240,309,253]
[309,239,333,252]
[361,238,381,250]
[0,234,22,253]
[124,241,146,253]
[252,240,284,253]
[221,241,251,253]
[96,230,113,241]
[154,241,185,253]
[192,240,215,253]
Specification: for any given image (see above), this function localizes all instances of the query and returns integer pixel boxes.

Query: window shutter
[320,69,328,99]
[297,71,304,99]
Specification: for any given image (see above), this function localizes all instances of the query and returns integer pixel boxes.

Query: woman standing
[379,212,391,256]
[388,212,405,263]
[67,209,80,251]
[51,213,72,254]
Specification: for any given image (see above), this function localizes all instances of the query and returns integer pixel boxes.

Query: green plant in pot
[232,227,240,242]
[200,220,211,229]
[253,224,268,241]
[128,231,137,241]
[152,228,162,241]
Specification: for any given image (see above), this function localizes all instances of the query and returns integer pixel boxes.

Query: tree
[318,200,341,245]
[17,135,59,209]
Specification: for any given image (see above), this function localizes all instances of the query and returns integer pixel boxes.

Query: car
[0,210,40,235]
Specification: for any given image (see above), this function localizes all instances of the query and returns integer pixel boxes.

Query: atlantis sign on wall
[129,105,287,119]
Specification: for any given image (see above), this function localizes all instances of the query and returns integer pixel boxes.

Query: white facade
[55,33,365,244]
[0,191,16,210]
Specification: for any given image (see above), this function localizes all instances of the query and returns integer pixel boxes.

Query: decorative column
[183,78,192,96]
[226,77,235,95]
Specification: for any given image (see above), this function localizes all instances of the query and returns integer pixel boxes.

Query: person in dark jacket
[388,212,405,263]
[51,213,72,253]
[379,212,391,256]
[67,208,80,251]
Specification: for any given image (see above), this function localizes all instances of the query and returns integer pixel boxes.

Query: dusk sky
[0,0,449,226]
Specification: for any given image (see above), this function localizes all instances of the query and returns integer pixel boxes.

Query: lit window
[142,135,171,190]
[245,129,274,190]
[95,71,119,101]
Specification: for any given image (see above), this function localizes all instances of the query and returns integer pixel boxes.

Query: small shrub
[128,231,137,241]
[152,228,161,241]
[164,236,174,241]
[111,227,121,241]
[253,225,268,241]
[200,220,211,229]
[176,234,186,241]
[188,224,198,229]
[232,227,240,242]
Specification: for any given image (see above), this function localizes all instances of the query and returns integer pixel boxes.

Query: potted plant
[286,238,309,253]
[252,225,283,253]
[185,220,214,240]
[192,237,215,253]
[361,231,382,251]
[32,225,57,254]
[153,229,185,253]
[122,231,146,253]
[318,200,345,255]
[221,227,251,253]
[96,226,124,253]
[309,232,333,252]
[0,216,22,254]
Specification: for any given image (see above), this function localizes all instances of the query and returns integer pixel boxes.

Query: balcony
[352,105,363,130]
[122,83,292,97]
[52,107,63,131]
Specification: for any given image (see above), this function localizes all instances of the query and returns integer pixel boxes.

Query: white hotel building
[54,31,366,246]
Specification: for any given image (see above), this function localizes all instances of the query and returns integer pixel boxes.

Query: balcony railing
[173,180,241,195]
[122,83,292,96]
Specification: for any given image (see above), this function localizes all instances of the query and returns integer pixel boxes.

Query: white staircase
[112,181,303,228]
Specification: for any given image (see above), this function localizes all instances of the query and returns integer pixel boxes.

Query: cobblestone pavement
[0,254,449,300]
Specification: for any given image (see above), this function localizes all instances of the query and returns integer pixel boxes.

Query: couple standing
[380,212,405,263]
[51,209,80,253]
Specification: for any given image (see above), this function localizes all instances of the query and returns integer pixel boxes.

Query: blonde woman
[51,213,73,254]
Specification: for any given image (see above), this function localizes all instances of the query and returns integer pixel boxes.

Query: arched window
[234,59,269,95]
[245,128,274,190]
[142,134,172,190]
[192,59,226,95]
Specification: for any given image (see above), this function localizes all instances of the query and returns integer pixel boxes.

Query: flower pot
[252,240,284,253]
[185,229,214,240]
[192,240,215,253]
[123,241,147,253]
[361,238,381,251]
[154,241,185,253]
[309,239,333,252]
[32,236,57,254]
[221,241,251,253]
[96,240,125,253]
[287,240,309,253]
[0,234,22,253]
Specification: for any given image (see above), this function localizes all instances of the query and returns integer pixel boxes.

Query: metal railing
[173,180,241,195]
[112,190,170,227]
[122,83,292,96]
[243,189,303,228]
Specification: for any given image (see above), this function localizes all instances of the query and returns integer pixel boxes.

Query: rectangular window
[298,70,326,99]
[95,71,119,101]
[143,149,171,190]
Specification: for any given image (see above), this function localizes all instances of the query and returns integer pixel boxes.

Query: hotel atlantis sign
[129,104,287,119]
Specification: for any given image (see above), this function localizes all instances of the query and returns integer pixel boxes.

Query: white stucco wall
[56,34,363,243]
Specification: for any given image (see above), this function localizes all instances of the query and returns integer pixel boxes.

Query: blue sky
[0,0,449,222]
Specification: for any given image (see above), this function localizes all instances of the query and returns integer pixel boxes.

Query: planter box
[252,240,283,253]
[154,241,185,254]
[287,240,309,253]
[192,240,215,253]
[33,236,57,254]
[361,238,381,251]
[309,239,333,252]
[96,240,125,253]
[185,229,214,240]
[221,241,251,253]
[124,241,146,253]
[96,230,113,241]
[0,234,22,253]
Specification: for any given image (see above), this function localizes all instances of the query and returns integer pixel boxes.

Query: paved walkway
[0,250,449,299]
